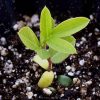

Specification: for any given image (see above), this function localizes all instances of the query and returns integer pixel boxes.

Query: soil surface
[0,14,100,100]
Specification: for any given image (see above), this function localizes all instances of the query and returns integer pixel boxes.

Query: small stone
[26,92,33,99]
[75,71,81,75]
[88,33,92,37]
[43,88,52,95]
[81,37,86,42]
[1,48,8,56]
[76,43,80,47]
[88,72,92,76]
[89,14,94,20]
[3,79,6,84]
[93,55,99,61]
[71,67,76,72]
[79,59,85,66]
[68,72,74,76]
[26,87,31,91]
[0,95,2,100]
[34,94,37,97]
[66,65,71,71]
[60,93,64,97]
[97,41,100,47]
[0,37,6,45]
[73,78,81,85]
[76,87,79,89]
[92,91,96,95]
[17,21,26,30]
[77,98,81,100]
[13,24,18,30]
[31,14,39,24]
[85,80,92,85]
[95,28,99,32]
[80,86,87,96]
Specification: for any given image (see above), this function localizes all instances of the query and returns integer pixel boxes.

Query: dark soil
[0,11,100,100]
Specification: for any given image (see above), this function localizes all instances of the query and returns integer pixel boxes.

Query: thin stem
[48,58,52,71]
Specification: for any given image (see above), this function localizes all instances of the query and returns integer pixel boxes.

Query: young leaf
[40,6,52,46]
[51,52,69,64]
[18,26,39,50]
[58,75,73,87]
[51,36,76,64]
[33,55,49,70]
[63,36,76,46]
[37,49,50,59]
[47,37,76,54]
[48,48,57,57]
[52,18,55,28]
[51,17,90,37]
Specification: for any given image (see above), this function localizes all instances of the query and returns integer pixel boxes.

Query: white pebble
[79,59,85,66]
[31,14,39,24]
[60,93,64,97]
[0,95,2,100]
[76,43,80,47]
[71,67,76,72]
[97,41,100,47]
[89,15,94,20]
[0,37,6,45]
[43,88,52,95]
[34,94,37,97]
[3,79,6,84]
[95,28,99,32]
[13,24,18,30]
[93,55,99,61]
[81,37,86,42]
[66,65,71,71]
[1,48,8,56]
[26,87,31,91]
[26,92,33,99]
[75,71,81,75]
[68,72,74,76]
[88,33,92,37]
[77,98,81,100]
[85,80,92,85]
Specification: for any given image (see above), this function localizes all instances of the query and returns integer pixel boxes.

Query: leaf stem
[48,58,52,71]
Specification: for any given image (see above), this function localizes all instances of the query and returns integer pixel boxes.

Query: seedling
[18,6,90,88]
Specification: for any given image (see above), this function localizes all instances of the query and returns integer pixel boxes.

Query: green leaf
[51,17,90,37]
[40,6,52,46]
[33,55,49,70]
[63,36,76,46]
[58,75,73,87]
[47,37,76,54]
[18,26,40,50]
[51,52,69,64]
[52,18,55,28]
[37,49,50,59]
[48,48,57,57]
[49,36,76,64]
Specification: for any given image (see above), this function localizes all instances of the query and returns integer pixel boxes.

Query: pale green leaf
[18,26,39,50]
[63,36,76,46]
[51,17,90,37]
[37,49,50,59]
[51,52,69,64]
[58,75,73,87]
[40,6,52,46]
[47,37,76,54]
[52,18,55,28]
[33,55,49,70]
[48,48,57,57]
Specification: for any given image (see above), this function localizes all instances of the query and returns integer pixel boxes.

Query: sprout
[18,6,90,88]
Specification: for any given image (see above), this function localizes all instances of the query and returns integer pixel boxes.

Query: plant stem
[48,58,52,71]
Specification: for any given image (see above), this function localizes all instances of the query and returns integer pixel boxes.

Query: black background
[0,0,100,28]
